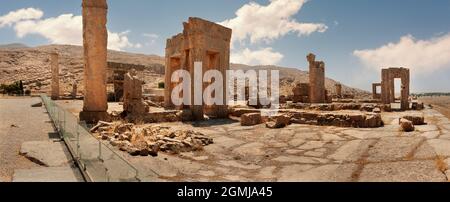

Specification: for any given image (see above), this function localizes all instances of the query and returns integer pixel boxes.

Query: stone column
[50,53,59,100]
[79,0,109,123]
[400,68,410,110]
[307,53,325,103]
[381,69,390,104]
[335,83,342,98]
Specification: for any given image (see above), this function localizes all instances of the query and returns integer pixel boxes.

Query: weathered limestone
[123,69,149,118]
[50,53,59,100]
[307,53,326,103]
[381,68,410,110]
[402,115,426,125]
[335,83,342,98]
[399,118,415,132]
[372,83,381,99]
[266,114,291,129]
[241,113,262,126]
[107,62,146,101]
[292,83,309,103]
[288,111,383,128]
[165,17,232,120]
[79,0,109,123]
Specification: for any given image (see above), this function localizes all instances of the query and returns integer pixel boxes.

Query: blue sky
[1,0,450,93]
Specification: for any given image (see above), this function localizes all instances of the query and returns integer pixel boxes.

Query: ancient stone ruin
[122,69,149,119]
[79,0,109,123]
[107,62,146,102]
[308,53,326,103]
[164,17,232,120]
[292,83,310,103]
[50,52,59,100]
[335,83,342,98]
[372,83,381,99]
[381,67,410,110]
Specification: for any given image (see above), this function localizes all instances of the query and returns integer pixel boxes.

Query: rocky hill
[0,44,369,97]
[0,43,29,49]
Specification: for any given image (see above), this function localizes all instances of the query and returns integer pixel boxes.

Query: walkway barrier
[41,95,139,182]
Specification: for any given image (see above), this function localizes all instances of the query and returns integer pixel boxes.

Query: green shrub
[158,82,165,89]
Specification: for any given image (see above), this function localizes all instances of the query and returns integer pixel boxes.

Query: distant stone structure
[72,81,78,99]
[335,83,342,98]
[107,62,146,102]
[381,67,410,110]
[307,53,326,103]
[165,17,232,120]
[372,83,381,99]
[79,0,109,123]
[50,52,59,100]
[292,83,309,103]
[123,69,149,117]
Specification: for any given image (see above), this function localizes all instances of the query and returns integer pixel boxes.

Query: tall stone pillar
[307,53,325,103]
[335,83,342,98]
[400,68,410,110]
[50,53,59,100]
[79,0,109,123]
[381,69,390,104]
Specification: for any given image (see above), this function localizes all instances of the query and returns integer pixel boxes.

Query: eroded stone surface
[358,161,446,182]
[20,141,70,167]
[278,164,357,182]
[366,137,424,162]
[328,140,374,162]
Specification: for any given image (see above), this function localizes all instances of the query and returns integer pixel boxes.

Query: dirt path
[0,97,58,181]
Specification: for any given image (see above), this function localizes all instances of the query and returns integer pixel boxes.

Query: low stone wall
[287,111,383,128]
[285,102,391,112]
[234,107,384,128]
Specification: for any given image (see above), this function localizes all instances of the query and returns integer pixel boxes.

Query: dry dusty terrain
[0,96,82,182]
[419,96,450,120]
[56,100,450,182]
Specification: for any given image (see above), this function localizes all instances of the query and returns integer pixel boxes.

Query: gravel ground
[0,97,57,182]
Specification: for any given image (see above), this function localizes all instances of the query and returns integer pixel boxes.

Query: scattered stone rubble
[238,110,383,129]
[90,122,213,156]
[285,102,391,112]
[399,115,426,132]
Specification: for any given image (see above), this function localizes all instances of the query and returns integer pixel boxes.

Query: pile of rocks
[91,122,213,156]
[399,115,426,132]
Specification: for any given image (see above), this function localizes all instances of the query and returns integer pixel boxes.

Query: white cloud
[142,33,159,46]
[15,14,83,45]
[353,33,450,75]
[1,8,139,51]
[219,0,328,45]
[0,8,43,28]
[219,0,326,66]
[231,48,284,65]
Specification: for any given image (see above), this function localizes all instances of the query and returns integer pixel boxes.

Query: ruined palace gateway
[372,83,381,99]
[123,69,149,117]
[165,17,232,120]
[79,0,109,123]
[50,52,59,100]
[307,53,326,103]
[381,67,410,110]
